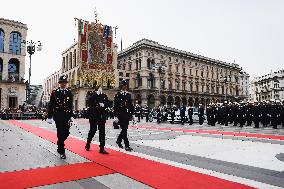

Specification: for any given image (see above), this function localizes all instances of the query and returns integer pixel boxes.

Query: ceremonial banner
[78,19,115,88]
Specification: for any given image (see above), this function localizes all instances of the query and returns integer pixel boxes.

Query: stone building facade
[117,39,241,108]
[0,18,27,109]
[250,69,284,102]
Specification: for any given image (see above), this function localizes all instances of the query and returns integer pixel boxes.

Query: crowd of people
[0,103,47,120]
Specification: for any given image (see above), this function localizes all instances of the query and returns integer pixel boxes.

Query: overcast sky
[1,0,284,85]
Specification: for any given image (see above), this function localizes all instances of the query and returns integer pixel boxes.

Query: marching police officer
[187,105,193,125]
[85,83,109,154]
[198,104,205,125]
[114,80,134,151]
[180,104,187,125]
[47,75,73,159]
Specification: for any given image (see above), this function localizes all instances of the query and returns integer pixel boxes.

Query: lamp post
[222,76,229,101]
[152,63,166,102]
[22,40,42,103]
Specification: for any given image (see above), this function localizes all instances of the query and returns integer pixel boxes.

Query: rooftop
[119,38,240,69]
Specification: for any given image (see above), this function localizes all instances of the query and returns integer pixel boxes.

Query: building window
[128,64,132,71]
[69,52,72,69]
[183,67,186,75]
[66,55,69,70]
[8,58,20,81]
[9,32,22,55]
[176,59,178,62]
[176,81,180,90]
[182,82,186,91]
[139,59,141,70]
[168,65,172,72]
[74,50,77,67]
[169,80,172,90]
[176,65,178,73]
[147,58,151,69]
[62,57,65,71]
[119,72,123,77]
[196,70,198,76]
[0,57,3,80]
[9,97,17,108]
[190,69,192,76]
[0,29,4,53]
[201,71,204,77]
[190,84,193,91]
[126,73,130,77]
[136,60,138,70]
[169,57,171,61]
[196,85,199,92]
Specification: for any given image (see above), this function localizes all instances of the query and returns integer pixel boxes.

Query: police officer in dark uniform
[47,75,73,159]
[135,104,142,122]
[85,83,109,154]
[143,105,150,122]
[188,105,193,125]
[198,104,205,125]
[180,104,186,125]
[114,80,134,151]
[253,101,261,128]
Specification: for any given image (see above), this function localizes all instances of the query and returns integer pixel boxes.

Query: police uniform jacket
[48,88,73,122]
[87,92,109,122]
[114,91,134,122]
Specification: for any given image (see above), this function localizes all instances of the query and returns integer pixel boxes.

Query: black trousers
[87,119,106,149]
[117,120,130,147]
[188,115,193,125]
[199,116,204,125]
[55,121,70,154]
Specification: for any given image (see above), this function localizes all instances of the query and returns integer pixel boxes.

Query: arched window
[0,57,3,80]
[0,29,4,53]
[8,58,20,81]
[9,32,22,55]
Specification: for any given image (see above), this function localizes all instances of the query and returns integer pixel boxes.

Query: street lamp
[22,40,42,103]
[221,76,229,101]
[152,63,166,98]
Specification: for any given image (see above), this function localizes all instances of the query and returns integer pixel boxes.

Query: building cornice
[62,42,78,55]
[0,18,28,30]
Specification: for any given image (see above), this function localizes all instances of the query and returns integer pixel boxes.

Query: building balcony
[175,72,180,76]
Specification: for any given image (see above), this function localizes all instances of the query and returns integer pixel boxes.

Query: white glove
[47,118,53,124]
[99,103,104,107]
[70,117,75,122]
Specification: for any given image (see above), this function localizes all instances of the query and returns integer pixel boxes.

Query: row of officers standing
[132,101,284,129]
[47,76,134,159]
[206,101,284,129]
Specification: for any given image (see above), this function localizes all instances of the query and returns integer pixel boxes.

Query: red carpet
[130,124,284,141]
[8,120,255,189]
[0,162,115,189]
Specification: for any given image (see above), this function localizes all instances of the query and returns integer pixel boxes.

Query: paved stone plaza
[0,119,284,189]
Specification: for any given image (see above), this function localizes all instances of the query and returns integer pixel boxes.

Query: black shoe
[99,149,109,154]
[57,149,60,154]
[125,147,133,151]
[116,141,123,149]
[60,154,66,159]
[85,143,90,151]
